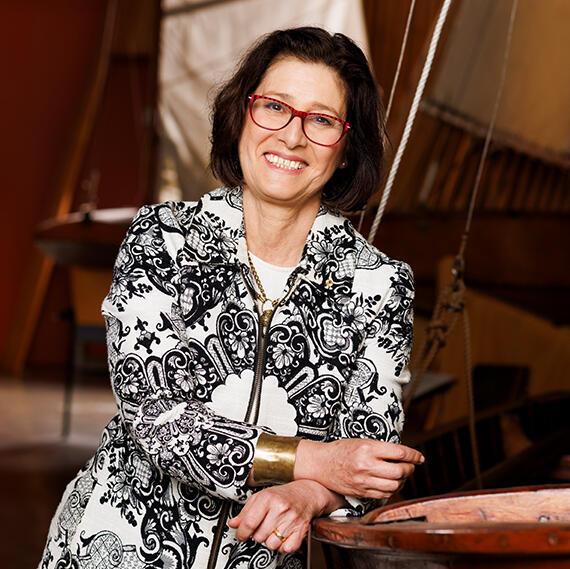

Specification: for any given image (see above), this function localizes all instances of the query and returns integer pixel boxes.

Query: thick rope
[368,0,453,244]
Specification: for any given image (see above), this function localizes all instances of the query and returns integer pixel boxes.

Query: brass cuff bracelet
[252,433,302,485]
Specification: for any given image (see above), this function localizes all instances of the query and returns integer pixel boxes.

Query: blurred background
[0,0,568,566]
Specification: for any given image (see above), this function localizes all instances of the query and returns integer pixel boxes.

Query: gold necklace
[247,250,280,327]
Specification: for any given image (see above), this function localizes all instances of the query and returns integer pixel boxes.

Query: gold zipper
[244,318,269,423]
[206,266,304,569]
[206,501,231,569]
[244,268,304,424]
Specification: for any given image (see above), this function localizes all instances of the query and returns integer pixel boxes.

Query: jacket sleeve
[328,261,415,516]
[102,203,267,503]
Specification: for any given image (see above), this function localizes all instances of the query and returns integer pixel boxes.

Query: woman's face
[238,56,347,208]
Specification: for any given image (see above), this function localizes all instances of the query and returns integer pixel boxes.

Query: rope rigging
[349,0,522,492]
[366,0,453,244]
[401,0,520,490]
[357,0,417,234]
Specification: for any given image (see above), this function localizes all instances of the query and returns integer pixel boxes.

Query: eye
[309,114,335,128]
[264,100,285,113]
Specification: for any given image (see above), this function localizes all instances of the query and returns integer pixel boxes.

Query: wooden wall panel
[0,2,107,373]
[0,0,159,373]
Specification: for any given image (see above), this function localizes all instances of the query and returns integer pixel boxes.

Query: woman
[41,27,422,569]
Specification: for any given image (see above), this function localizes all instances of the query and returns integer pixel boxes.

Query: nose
[277,115,307,148]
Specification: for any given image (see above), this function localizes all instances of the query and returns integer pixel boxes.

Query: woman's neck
[243,188,320,267]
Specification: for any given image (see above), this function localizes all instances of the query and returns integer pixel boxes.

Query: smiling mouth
[264,153,306,171]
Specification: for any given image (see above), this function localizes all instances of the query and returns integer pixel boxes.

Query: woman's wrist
[289,479,344,516]
[304,479,347,515]
[324,491,348,514]
[293,439,325,483]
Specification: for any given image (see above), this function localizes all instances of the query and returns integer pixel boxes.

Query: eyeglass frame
[247,94,350,147]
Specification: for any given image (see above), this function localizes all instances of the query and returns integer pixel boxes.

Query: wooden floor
[0,372,115,568]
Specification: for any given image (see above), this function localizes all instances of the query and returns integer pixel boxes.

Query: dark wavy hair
[210,27,385,212]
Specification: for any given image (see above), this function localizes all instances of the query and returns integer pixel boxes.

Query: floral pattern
[40,187,414,569]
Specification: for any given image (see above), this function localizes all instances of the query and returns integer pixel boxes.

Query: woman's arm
[250,261,421,513]
[303,261,420,512]
[103,203,270,503]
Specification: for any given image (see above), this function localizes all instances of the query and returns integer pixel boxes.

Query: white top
[248,251,295,300]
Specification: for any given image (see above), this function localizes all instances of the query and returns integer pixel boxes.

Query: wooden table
[313,485,570,568]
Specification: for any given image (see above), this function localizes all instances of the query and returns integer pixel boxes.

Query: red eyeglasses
[248,94,350,147]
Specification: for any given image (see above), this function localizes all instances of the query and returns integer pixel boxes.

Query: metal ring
[272,528,287,542]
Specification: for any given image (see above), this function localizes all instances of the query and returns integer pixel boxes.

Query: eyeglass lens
[250,97,344,146]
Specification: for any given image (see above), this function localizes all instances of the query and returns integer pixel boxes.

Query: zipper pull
[260,308,273,328]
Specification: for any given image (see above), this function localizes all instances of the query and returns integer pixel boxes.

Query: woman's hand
[228,480,344,554]
[294,439,424,500]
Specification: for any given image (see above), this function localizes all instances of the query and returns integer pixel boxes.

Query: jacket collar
[189,187,357,295]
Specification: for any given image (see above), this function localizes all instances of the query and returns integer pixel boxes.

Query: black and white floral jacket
[41,187,414,569]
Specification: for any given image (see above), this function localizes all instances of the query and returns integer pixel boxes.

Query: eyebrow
[264,91,343,117]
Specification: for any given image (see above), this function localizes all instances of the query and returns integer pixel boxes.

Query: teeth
[265,153,304,170]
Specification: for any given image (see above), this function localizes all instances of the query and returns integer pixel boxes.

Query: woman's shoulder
[126,188,240,260]
[135,187,241,228]
[131,200,199,234]
[315,208,413,298]
[122,201,200,264]
[350,226,414,297]
[353,229,413,273]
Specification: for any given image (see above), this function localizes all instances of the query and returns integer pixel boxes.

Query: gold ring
[272,528,287,542]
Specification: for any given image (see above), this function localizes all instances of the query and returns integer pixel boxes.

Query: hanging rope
[461,305,482,488]
[357,0,417,233]
[385,0,417,121]
[404,0,520,490]
[367,0,453,244]
[458,0,519,259]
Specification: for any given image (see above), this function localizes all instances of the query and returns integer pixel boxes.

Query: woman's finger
[253,508,296,548]
[279,525,307,554]
[263,526,290,551]
[230,499,268,542]
[362,477,409,500]
[372,442,424,464]
[365,476,401,494]
[360,487,395,500]
[371,460,415,481]
[338,463,414,497]
[264,518,306,552]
